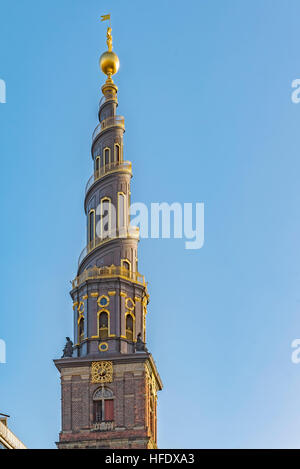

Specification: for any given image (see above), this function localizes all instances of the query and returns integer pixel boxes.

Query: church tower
[54,21,162,449]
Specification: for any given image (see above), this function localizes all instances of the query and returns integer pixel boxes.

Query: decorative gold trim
[121,258,131,271]
[77,301,84,324]
[125,311,135,341]
[100,196,112,237]
[96,309,115,339]
[73,265,146,290]
[73,302,79,310]
[95,155,101,172]
[99,342,109,352]
[120,292,126,297]
[91,361,113,383]
[98,309,110,335]
[88,209,96,244]
[103,146,111,166]
[97,294,110,308]
[125,297,135,311]
[86,161,132,195]
[91,292,99,298]
[114,142,121,163]
[108,291,116,296]
[82,295,88,300]
[118,191,126,230]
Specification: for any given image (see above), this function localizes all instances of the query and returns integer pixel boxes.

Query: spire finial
[106,26,113,52]
[99,14,119,81]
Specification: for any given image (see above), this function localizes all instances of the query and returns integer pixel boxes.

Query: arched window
[88,209,95,244]
[99,311,109,339]
[100,197,111,238]
[121,259,131,271]
[104,147,110,167]
[93,387,114,423]
[126,314,134,341]
[95,156,100,174]
[115,143,121,164]
[118,192,126,231]
[78,318,84,343]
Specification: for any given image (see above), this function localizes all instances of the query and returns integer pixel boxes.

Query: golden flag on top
[101,14,111,22]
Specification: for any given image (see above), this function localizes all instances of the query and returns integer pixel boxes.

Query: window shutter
[105,399,114,421]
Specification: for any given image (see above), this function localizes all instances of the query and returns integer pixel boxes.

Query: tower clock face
[98,368,106,378]
[91,361,113,383]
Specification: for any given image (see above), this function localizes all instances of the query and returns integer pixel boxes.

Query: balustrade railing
[72,265,146,289]
[85,161,132,195]
[78,226,140,266]
[99,94,117,108]
[92,115,125,142]
[91,421,114,432]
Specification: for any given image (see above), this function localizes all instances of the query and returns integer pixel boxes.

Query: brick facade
[55,356,161,449]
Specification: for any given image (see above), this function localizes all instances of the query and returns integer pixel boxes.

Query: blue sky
[1,0,300,449]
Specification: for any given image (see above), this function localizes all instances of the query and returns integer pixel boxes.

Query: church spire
[54,16,162,449]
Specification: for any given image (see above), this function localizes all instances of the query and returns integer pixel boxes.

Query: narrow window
[126,314,133,341]
[99,311,109,339]
[95,157,100,173]
[115,144,121,164]
[118,193,126,230]
[104,148,110,166]
[100,198,111,237]
[88,210,95,244]
[122,260,130,271]
[78,319,84,343]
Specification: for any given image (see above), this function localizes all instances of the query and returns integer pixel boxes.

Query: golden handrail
[72,265,146,289]
[92,115,125,142]
[78,226,140,266]
[85,161,132,195]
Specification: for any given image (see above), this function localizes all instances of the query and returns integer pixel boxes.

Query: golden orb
[100,51,120,77]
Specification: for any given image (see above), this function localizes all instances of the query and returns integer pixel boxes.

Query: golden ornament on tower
[99,14,120,80]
